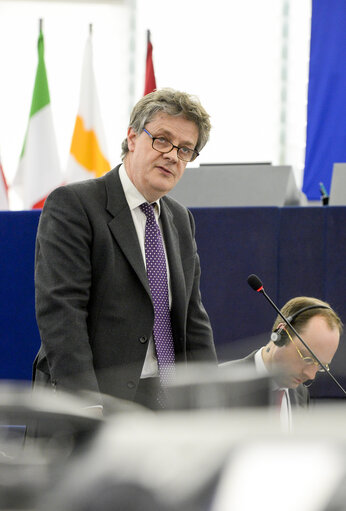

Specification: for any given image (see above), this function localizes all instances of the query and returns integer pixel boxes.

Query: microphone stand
[249,275,346,396]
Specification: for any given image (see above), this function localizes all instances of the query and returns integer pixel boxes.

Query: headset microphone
[247,274,346,395]
[270,326,286,347]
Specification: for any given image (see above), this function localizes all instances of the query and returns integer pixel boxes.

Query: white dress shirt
[254,348,292,431]
[119,163,172,378]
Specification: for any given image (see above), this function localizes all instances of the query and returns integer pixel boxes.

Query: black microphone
[247,274,263,293]
[247,274,346,395]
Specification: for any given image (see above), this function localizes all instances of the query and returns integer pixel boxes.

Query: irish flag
[13,23,63,209]
[0,156,9,210]
[65,29,110,183]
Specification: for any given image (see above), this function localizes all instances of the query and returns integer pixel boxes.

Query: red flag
[144,30,156,96]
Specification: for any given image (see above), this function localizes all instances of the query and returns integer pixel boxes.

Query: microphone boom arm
[248,274,346,396]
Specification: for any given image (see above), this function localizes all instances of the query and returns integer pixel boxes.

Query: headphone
[270,305,332,347]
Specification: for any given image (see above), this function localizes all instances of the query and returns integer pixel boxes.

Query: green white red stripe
[13,27,63,209]
[0,156,9,210]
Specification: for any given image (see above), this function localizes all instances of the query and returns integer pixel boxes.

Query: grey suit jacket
[33,166,217,402]
[222,350,310,409]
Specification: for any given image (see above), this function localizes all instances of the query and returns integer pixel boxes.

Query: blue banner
[303,0,346,200]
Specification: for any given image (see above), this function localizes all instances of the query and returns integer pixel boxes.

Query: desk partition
[330,163,346,205]
[169,164,307,206]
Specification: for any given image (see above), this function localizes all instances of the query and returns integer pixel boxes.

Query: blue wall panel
[193,207,280,349]
[278,207,325,304]
[0,211,41,380]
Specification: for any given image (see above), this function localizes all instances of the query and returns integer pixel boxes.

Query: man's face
[125,112,199,203]
[272,315,340,389]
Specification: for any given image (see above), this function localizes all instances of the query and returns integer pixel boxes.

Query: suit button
[127,381,135,389]
[139,336,148,344]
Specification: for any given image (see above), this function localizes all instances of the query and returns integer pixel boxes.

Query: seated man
[222,296,342,429]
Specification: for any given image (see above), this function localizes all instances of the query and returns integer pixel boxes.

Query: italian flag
[65,30,110,183]
[0,156,9,210]
[13,26,63,209]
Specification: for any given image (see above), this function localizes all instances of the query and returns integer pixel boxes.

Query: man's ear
[127,127,137,152]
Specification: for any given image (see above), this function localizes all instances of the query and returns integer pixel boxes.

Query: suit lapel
[104,167,151,296]
[160,200,186,347]
[160,201,186,303]
[104,168,187,349]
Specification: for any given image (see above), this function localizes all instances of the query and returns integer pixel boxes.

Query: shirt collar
[255,347,288,392]
[254,347,269,377]
[119,163,161,215]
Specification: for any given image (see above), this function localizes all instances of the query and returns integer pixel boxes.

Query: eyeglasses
[143,128,199,162]
[285,329,329,373]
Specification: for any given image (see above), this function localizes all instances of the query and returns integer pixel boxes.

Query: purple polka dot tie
[140,202,175,386]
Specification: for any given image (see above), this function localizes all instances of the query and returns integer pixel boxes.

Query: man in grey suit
[33,88,217,410]
[222,296,342,428]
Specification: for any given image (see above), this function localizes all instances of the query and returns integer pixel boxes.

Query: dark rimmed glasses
[143,128,199,162]
[285,328,329,373]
